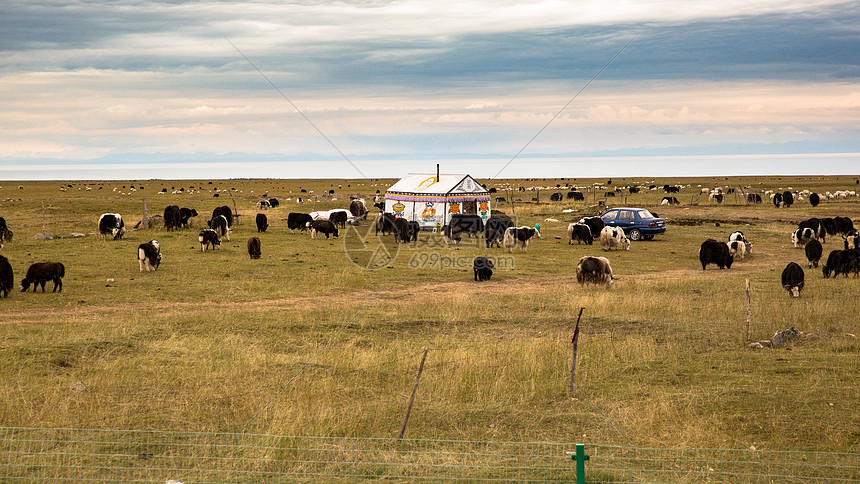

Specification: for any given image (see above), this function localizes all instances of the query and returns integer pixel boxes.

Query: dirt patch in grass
[669,217,754,226]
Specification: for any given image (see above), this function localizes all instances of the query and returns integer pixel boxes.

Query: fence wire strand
[1,427,857,483]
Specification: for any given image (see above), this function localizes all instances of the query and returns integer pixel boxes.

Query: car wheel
[628,229,642,241]
[642,234,654,240]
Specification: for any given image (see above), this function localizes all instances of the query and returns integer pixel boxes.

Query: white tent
[384,173,491,228]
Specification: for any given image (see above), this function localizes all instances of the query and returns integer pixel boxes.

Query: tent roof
[386,173,487,195]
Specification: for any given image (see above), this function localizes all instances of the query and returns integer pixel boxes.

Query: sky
[1,0,859,180]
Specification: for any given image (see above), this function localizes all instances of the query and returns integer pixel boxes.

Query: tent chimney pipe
[436,164,439,183]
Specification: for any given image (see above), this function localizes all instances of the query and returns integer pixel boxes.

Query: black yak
[21,262,65,293]
[473,257,494,282]
[247,237,261,259]
[576,256,614,287]
[256,213,268,233]
[699,239,733,270]
[0,254,12,297]
[568,223,593,245]
[781,262,804,297]
[805,239,823,268]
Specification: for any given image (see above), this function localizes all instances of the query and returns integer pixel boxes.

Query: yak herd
[697,216,858,298]
[0,185,858,299]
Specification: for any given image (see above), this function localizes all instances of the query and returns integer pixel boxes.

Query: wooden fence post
[569,307,584,398]
[227,189,239,225]
[745,279,751,342]
[398,349,429,439]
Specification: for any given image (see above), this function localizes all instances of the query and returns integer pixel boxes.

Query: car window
[637,210,654,218]
[618,211,634,221]
[601,211,617,221]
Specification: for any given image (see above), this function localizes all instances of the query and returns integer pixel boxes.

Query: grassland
[0,175,858,454]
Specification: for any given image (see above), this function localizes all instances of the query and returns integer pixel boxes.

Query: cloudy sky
[1,0,859,180]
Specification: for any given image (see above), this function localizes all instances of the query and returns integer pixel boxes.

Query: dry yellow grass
[0,176,858,454]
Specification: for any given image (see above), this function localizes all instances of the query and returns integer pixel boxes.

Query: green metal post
[572,443,589,484]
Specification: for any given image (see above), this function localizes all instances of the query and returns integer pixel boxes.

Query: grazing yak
[576,256,614,287]
[179,207,198,227]
[0,254,12,297]
[550,192,563,201]
[407,221,420,242]
[820,217,837,237]
[308,220,339,239]
[310,209,353,224]
[212,206,233,226]
[20,262,65,293]
[256,199,271,210]
[791,227,815,248]
[329,211,348,229]
[834,216,854,235]
[98,213,126,240]
[375,213,396,235]
[822,250,843,278]
[209,214,232,241]
[782,191,794,207]
[579,216,605,239]
[163,205,182,230]
[256,213,268,233]
[599,226,630,251]
[809,192,820,207]
[568,191,585,201]
[393,218,411,243]
[137,240,162,272]
[747,193,762,203]
[568,223,593,245]
[485,228,502,248]
[450,214,485,238]
[773,192,784,207]
[805,239,823,268]
[0,217,12,243]
[503,226,540,253]
[699,239,733,270]
[349,199,368,219]
[486,218,514,242]
[729,231,751,253]
[442,224,462,244]
[247,237,261,259]
[199,229,221,251]
[268,198,279,208]
[839,247,860,278]
[727,240,747,261]
[798,218,827,242]
[781,262,804,297]
[661,196,679,205]
[473,257,494,282]
[288,212,313,233]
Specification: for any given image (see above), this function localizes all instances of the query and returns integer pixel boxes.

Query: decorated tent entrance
[384,173,491,228]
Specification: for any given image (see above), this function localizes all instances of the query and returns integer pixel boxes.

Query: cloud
[1,1,859,177]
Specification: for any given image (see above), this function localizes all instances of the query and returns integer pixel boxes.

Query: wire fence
[0,427,857,483]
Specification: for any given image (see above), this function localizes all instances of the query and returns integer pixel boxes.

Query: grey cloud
[4,2,858,87]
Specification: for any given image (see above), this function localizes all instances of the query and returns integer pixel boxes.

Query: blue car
[599,207,666,241]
